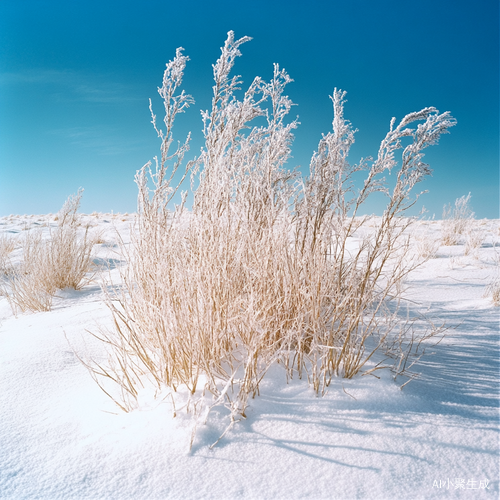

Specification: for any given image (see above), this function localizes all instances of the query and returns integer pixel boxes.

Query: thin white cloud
[48,125,146,156]
[0,69,141,104]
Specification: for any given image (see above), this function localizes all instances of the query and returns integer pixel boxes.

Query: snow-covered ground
[1,214,498,500]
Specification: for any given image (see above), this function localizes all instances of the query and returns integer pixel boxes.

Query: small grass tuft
[1,190,96,314]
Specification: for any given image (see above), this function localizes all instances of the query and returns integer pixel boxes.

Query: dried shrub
[90,32,456,443]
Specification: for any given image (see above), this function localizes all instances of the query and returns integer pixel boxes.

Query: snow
[0,214,498,499]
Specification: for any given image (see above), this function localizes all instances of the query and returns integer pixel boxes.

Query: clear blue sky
[1,0,498,218]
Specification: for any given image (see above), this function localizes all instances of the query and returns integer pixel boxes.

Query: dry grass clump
[1,190,96,314]
[441,194,486,255]
[94,235,106,245]
[415,233,440,259]
[441,193,475,245]
[0,234,15,255]
[0,234,16,271]
[464,228,486,256]
[484,277,500,306]
[91,32,456,439]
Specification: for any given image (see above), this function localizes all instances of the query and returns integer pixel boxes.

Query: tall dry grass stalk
[92,32,456,442]
[1,190,96,313]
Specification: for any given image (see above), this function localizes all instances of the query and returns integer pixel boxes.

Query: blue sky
[0,0,498,218]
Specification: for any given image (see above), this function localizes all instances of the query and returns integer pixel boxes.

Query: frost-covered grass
[441,193,475,246]
[0,191,96,314]
[88,32,458,436]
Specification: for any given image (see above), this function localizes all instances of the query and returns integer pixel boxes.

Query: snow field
[0,215,498,499]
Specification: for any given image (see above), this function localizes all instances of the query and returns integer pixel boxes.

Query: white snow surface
[0,214,499,500]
